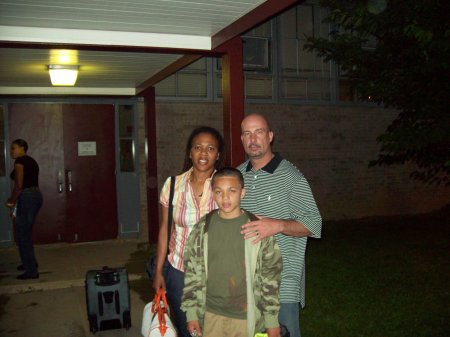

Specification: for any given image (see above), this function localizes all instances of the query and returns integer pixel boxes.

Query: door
[9,103,118,243]
[116,104,141,238]
[0,104,13,245]
[9,104,65,243]
[63,104,117,242]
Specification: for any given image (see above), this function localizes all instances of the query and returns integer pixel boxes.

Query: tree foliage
[304,0,450,185]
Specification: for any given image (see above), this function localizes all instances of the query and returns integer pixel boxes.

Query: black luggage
[85,266,131,333]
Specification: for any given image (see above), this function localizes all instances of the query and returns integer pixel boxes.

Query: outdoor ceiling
[0,0,272,95]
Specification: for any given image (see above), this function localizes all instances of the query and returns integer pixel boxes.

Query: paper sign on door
[78,141,97,156]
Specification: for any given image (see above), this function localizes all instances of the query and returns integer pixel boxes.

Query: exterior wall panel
[144,102,450,221]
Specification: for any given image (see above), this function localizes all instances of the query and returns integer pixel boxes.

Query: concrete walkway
[0,239,156,337]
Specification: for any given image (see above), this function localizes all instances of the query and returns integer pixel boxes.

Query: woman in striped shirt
[152,126,225,337]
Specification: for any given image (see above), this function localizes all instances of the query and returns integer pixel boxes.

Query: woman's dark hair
[12,139,28,152]
[182,126,225,172]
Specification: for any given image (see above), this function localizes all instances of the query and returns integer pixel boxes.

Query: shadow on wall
[125,242,156,305]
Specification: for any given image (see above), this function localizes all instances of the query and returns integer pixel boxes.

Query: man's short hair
[212,167,244,188]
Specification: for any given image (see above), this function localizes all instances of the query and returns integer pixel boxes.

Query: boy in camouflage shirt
[181,167,282,337]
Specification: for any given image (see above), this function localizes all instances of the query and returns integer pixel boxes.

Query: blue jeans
[165,263,189,337]
[15,188,43,276]
[279,302,301,337]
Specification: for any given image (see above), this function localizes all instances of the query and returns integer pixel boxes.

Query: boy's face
[212,176,245,219]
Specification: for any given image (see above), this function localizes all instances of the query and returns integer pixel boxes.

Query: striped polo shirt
[237,153,322,307]
[160,168,217,272]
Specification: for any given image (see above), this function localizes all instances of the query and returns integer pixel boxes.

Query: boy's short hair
[212,167,244,188]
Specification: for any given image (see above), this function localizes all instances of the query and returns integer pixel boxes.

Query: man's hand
[187,320,202,336]
[240,217,283,244]
[266,326,281,337]
[242,217,312,240]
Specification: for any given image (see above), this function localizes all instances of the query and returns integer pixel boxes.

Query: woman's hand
[152,271,166,292]
[153,204,170,291]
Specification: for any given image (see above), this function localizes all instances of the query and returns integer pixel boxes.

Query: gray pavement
[0,239,156,337]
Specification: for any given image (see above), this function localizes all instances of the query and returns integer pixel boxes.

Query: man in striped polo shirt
[238,114,322,337]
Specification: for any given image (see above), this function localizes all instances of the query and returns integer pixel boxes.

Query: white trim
[0,25,212,50]
[0,86,136,95]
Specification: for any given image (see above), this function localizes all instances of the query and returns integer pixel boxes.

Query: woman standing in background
[5,139,43,280]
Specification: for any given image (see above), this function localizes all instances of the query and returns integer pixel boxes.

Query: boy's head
[212,167,244,188]
[211,167,245,219]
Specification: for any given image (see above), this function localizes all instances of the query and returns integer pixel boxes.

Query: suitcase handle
[95,267,120,286]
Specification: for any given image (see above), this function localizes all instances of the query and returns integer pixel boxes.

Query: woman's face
[190,132,220,173]
[10,143,26,159]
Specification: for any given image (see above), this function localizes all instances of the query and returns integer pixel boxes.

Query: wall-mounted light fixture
[48,64,79,86]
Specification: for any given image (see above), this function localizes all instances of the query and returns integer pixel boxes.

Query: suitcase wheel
[123,310,131,330]
[89,314,98,334]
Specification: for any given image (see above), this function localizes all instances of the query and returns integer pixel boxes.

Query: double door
[9,103,118,243]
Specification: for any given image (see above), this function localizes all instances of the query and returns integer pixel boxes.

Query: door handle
[67,170,73,192]
[58,170,63,193]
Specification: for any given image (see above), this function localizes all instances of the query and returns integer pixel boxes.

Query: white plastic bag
[142,289,177,337]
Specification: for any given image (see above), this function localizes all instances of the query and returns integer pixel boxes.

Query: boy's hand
[266,326,281,337]
[187,320,202,336]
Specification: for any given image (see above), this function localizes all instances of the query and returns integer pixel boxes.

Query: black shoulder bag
[146,176,175,279]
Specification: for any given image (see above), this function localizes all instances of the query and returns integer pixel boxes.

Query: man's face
[241,115,273,160]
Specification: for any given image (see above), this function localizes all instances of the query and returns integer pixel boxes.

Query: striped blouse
[160,168,217,272]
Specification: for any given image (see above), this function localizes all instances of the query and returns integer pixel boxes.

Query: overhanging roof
[0,0,300,96]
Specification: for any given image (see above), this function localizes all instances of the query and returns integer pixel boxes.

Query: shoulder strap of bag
[167,176,175,249]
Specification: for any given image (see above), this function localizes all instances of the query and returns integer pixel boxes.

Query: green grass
[302,205,450,337]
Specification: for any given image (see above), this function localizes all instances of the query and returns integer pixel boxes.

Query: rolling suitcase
[85,266,131,333]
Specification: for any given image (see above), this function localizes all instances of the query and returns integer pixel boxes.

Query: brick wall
[155,102,223,182]
[140,101,450,222]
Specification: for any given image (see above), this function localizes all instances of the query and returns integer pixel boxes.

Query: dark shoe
[17,272,39,280]
[17,263,38,271]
